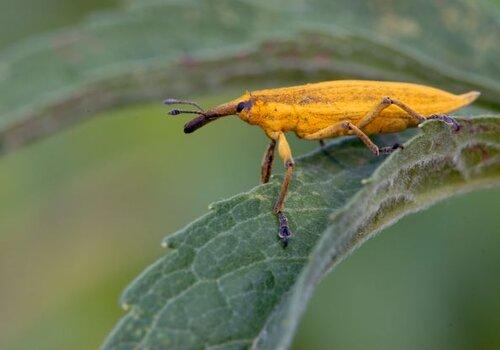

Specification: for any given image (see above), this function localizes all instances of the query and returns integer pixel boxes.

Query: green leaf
[2,0,499,348]
[1,0,499,154]
[103,116,500,349]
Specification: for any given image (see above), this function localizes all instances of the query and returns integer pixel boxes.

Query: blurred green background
[0,1,499,350]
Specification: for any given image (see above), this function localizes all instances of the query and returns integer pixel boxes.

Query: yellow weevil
[165,80,480,246]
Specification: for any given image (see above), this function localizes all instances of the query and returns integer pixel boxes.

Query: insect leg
[261,139,276,183]
[358,97,426,129]
[304,122,402,155]
[342,122,380,155]
[302,122,345,140]
[358,98,460,133]
[272,132,294,247]
[427,114,461,132]
[342,122,404,155]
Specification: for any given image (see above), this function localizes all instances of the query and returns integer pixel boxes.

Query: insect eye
[236,102,246,113]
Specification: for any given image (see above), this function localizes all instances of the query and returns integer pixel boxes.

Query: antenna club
[169,109,181,116]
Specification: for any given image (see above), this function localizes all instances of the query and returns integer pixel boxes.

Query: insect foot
[428,114,461,132]
[277,212,292,248]
[379,143,404,154]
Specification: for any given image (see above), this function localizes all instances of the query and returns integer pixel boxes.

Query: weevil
[165,80,480,247]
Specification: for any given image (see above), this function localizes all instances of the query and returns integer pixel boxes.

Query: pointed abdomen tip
[460,91,481,104]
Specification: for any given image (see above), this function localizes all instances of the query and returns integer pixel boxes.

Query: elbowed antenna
[164,99,207,118]
[164,97,239,133]
[163,98,205,113]
[168,109,203,116]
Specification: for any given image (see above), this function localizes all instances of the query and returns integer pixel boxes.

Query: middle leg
[261,139,276,184]
[342,122,403,155]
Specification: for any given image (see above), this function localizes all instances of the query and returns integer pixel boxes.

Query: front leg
[270,132,294,247]
[261,139,276,183]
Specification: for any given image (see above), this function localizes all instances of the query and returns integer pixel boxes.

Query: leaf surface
[103,116,500,349]
[2,0,499,348]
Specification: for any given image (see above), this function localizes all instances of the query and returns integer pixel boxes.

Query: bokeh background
[0,1,499,349]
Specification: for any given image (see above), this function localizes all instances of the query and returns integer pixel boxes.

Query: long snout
[184,115,213,133]
[183,102,239,133]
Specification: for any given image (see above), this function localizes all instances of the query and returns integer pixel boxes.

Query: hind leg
[358,96,459,132]
[358,97,426,129]
[304,121,403,155]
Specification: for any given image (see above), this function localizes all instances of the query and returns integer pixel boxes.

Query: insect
[165,80,480,247]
